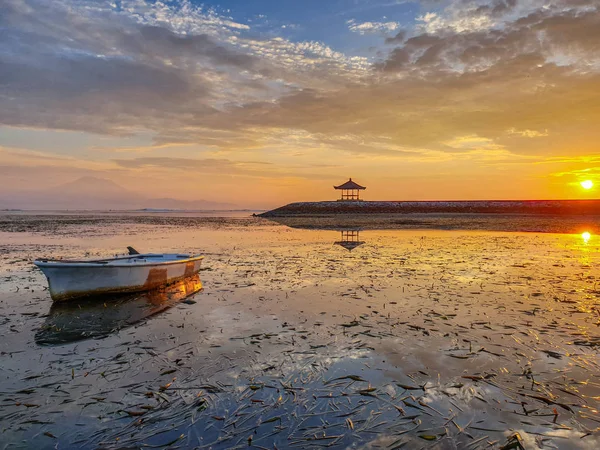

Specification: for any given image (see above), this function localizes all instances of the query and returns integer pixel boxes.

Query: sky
[1,0,599,209]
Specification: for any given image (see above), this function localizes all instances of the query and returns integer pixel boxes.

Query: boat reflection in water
[35,274,202,346]
[334,229,365,252]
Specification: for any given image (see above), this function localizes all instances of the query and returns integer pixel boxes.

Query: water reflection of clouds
[420,383,497,405]
[511,428,600,450]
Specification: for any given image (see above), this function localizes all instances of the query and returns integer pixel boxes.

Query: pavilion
[334,229,365,252]
[334,178,366,201]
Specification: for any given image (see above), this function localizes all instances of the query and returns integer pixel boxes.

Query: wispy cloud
[506,128,549,138]
[347,19,400,34]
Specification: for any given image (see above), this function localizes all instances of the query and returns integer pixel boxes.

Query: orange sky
[1,0,599,209]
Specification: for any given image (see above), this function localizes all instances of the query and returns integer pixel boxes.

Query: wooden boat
[34,248,204,302]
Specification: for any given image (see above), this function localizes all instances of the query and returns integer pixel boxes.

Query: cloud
[550,166,600,178]
[506,128,549,138]
[113,157,270,171]
[0,0,373,138]
[443,135,503,151]
[417,11,493,34]
[415,0,521,35]
[122,25,257,69]
[385,30,407,44]
[1,0,600,169]
[0,145,112,169]
[347,19,400,34]
[378,4,600,73]
[111,156,336,181]
[119,0,251,36]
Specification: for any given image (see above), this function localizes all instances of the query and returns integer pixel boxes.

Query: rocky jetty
[260,200,600,217]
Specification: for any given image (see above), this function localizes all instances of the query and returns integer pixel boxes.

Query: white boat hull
[34,254,203,302]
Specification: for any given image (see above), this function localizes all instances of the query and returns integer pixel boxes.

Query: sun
[580,180,594,190]
[582,232,591,243]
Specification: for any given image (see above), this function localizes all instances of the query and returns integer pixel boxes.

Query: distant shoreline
[0,208,262,213]
[260,200,600,217]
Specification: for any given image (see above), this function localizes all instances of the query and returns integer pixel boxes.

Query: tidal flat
[1,213,599,449]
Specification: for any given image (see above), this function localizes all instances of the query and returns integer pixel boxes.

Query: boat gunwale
[34,254,204,269]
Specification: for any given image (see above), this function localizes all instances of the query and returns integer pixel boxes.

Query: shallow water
[0,213,599,449]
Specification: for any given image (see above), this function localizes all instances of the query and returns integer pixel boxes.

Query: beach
[1,212,599,449]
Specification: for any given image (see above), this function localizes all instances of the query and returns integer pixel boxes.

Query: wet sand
[1,213,599,449]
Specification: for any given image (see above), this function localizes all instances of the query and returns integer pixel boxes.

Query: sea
[0,209,598,449]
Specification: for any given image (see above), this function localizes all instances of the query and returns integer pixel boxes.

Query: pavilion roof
[334,178,366,190]
[334,240,365,251]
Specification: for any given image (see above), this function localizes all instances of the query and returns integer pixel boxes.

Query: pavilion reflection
[334,229,365,252]
[261,217,367,251]
[35,274,203,346]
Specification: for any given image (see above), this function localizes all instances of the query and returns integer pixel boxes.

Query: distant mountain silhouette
[0,177,237,210]
[50,176,130,196]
